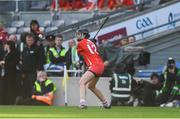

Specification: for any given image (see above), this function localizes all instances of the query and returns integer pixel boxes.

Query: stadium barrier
[45,65,111,106]
[47,65,152,106]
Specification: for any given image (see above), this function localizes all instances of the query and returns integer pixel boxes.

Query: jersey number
[87,43,98,54]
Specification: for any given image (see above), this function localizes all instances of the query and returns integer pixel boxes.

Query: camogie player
[76,29,110,109]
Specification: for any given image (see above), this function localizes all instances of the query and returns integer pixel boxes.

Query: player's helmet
[76,29,90,40]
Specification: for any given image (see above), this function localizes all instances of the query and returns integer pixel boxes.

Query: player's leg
[87,77,110,108]
[79,70,95,108]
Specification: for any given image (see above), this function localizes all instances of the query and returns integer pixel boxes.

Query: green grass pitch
[0,106,180,118]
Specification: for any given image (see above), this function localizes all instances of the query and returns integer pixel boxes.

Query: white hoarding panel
[90,2,180,42]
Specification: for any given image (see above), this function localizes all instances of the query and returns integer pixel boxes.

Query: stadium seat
[17,27,30,34]
[45,26,58,32]
[6,27,17,34]
[11,20,25,28]
[51,20,65,27]
[42,20,51,27]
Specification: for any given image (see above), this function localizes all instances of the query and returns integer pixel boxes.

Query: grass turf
[0,106,180,118]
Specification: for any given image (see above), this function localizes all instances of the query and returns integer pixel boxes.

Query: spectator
[80,0,97,11]
[7,34,22,97]
[21,33,42,98]
[0,41,6,104]
[0,22,8,44]
[127,36,135,44]
[45,34,55,64]
[8,34,17,43]
[121,0,134,7]
[120,38,128,46]
[48,35,67,65]
[30,20,43,42]
[98,0,105,10]
[155,57,180,106]
[86,0,97,11]
[50,0,73,19]
[72,0,85,10]
[108,0,134,10]
[8,34,20,52]
[0,41,20,104]
[30,20,46,70]
[15,71,56,105]
[66,39,80,75]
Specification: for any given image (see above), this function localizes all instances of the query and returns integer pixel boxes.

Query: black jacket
[21,44,42,73]
[4,49,20,74]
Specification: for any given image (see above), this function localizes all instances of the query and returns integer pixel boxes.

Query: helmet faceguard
[76,29,90,41]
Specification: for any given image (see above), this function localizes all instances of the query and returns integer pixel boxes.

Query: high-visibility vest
[111,73,132,99]
[46,47,66,64]
[35,79,56,93]
[34,79,56,105]
[161,69,180,93]
[171,84,180,96]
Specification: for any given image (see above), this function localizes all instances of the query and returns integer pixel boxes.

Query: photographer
[155,57,180,106]
[136,73,161,106]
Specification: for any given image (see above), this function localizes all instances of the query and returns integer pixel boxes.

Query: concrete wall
[50,77,111,106]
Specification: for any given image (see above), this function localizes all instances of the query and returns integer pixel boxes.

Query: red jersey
[77,39,103,67]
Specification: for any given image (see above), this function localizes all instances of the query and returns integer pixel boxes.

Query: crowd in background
[50,0,135,12]
[0,19,79,105]
[0,0,179,106]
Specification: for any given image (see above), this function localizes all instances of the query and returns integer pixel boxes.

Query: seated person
[155,57,180,106]
[15,71,56,105]
[135,73,162,106]
[160,81,180,107]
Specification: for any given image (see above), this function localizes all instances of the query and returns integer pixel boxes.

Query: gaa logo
[136,17,153,30]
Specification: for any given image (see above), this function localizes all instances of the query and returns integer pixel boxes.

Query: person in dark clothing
[155,57,180,106]
[0,41,6,104]
[30,20,43,42]
[29,20,46,70]
[21,33,42,98]
[15,71,56,105]
[109,63,137,106]
[136,73,161,106]
[0,41,20,104]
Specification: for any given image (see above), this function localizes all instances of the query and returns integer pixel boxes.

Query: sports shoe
[102,104,111,109]
[102,100,111,109]
[79,105,88,109]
